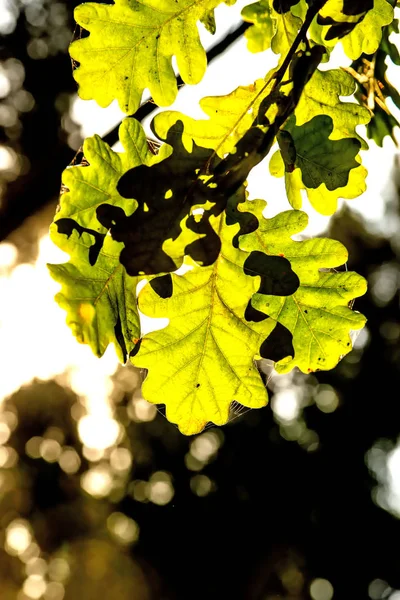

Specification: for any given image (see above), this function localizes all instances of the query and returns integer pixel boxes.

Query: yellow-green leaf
[269,67,370,214]
[48,236,139,363]
[152,74,276,158]
[271,5,302,59]
[341,0,393,60]
[71,0,228,114]
[57,118,163,232]
[48,118,160,361]
[242,0,304,59]
[132,193,299,434]
[316,0,394,60]
[239,203,367,374]
[294,68,370,146]
[242,0,275,52]
[270,114,368,215]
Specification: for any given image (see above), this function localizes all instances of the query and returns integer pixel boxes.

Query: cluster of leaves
[347,17,400,146]
[49,0,399,434]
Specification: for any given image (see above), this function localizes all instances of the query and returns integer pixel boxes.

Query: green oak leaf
[282,115,362,189]
[200,8,216,34]
[316,0,393,60]
[48,235,139,363]
[290,0,306,20]
[152,74,276,158]
[48,118,162,361]
[270,114,367,215]
[270,150,367,215]
[271,3,302,59]
[102,120,231,275]
[272,0,300,13]
[55,118,169,233]
[293,68,371,148]
[239,203,367,374]
[132,193,299,435]
[269,68,370,214]
[71,0,226,114]
[242,0,304,59]
[241,0,274,53]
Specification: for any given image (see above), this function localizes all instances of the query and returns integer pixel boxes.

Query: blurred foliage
[0,0,82,241]
[348,17,400,147]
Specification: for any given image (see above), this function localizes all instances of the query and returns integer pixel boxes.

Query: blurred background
[1,0,400,599]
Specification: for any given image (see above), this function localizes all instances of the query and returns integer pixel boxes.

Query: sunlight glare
[107,512,139,544]
[110,447,132,472]
[78,415,120,450]
[310,578,334,600]
[23,574,47,599]
[190,431,221,462]
[0,241,17,268]
[128,396,157,423]
[0,422,11,444]
[6,520,32,556]
[58,447,81,474]
[81,465,113,498]
[190,474,213,497]
[148,471,174,505]
[0,233,131,463]
[39,439,61,462]
[43,582,65,600]
[272,390,301,422]
[368,579,392,600]
[47,558,70,583]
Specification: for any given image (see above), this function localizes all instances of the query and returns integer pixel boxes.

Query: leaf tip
[177,417,208,437]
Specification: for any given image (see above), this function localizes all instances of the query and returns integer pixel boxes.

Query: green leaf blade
[152,76,275,158]
[241,0,304,59]
[71,0,225,113]
[238,205,367,374]
[48,118,156,361]
[48,237,139,362]
[135,265,271,435]
[131,195,300,434]
[318,0,394,60]
[270,68,370,215]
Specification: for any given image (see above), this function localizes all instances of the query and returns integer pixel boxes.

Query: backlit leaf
[48,235,138,363]
[242,0,304,59]
[318,0,393,59]
[239,203,367,374]
[103,121,227,275]
[293,68,371,146]
[270,114,367,215]
[48,118,162,361]
[241,0,274,53]
[132,192,299,434]
[71,0,228,114]
[269,67,370,214]
[152,75,276,158]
